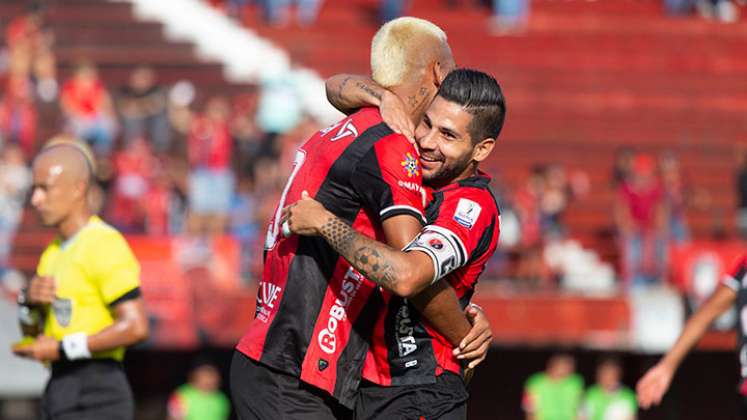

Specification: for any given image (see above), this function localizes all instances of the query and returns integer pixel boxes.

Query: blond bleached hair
[370,17,447,88]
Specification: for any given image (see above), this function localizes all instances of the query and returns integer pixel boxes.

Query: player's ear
[472,138,495,163]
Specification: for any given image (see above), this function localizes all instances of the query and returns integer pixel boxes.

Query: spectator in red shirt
[108,137,155,232]
[187,96,234,236]
[0,62,37,158]
[5,3,58,102]
[615,154,667,288]
[60,61,118,156]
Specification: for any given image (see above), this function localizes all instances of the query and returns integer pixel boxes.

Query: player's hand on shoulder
[380,90,415,146]
[281,191,331,236]
[12,335,60,362]
[26,276,56,305]
[454,303,492,369]
[636,361,674,409]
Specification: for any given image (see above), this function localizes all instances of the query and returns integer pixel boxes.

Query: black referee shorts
[42,359,133,420]
[230,350,352,420]
[353,372,469,420]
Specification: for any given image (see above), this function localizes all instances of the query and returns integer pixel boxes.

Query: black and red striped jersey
[236,107,427,407]
[722,254,747,395]
[362,172,501,386]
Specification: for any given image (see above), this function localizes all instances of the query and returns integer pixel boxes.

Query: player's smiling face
[415,96,478,188]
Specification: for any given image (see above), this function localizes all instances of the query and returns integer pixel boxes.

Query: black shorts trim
[354,371,468,420]
[230,350,351,420]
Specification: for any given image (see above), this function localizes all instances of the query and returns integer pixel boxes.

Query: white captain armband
[403,225,468,284]
[61,332,92,360]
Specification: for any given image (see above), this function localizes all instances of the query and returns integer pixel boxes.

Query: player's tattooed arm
[282,193,434,297]
[319,217,401,291]
[325,73,415,141]
[326,74,385,115]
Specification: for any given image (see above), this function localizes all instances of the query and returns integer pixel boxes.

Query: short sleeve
[723,255,746,292]
[351,136,426,224]
[404,190,499,284]
[522,374,541,413]
[87,229,141,305]
[36,242,59,276]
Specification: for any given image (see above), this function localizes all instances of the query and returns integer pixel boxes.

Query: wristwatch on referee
[17,288,41,326]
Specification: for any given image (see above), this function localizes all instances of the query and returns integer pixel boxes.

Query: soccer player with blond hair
[230,17,491,419]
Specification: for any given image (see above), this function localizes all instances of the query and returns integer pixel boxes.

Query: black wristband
[58,342,69,361]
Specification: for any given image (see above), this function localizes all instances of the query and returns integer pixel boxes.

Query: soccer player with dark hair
[13,140,149,420]
[230,18,491,420]
[637,253,747,414]
[282,68,506,419]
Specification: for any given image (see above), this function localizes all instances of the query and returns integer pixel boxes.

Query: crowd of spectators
[0,4,323,285]
[207,0,743,37]
[0,2,742,292]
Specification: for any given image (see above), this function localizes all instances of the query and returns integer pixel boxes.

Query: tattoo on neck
[319,217,398,290]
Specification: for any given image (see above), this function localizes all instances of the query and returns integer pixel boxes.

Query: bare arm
[325,74,415,140]
[637,284,736,408]
[283,195,473,347]
[12,297,149,362]
[658,284,735,372]
[378,215,473,348]
[87,298,149,352]
[311,209,434,298]
[326,74,384,115]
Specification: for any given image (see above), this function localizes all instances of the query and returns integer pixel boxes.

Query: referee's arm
[87,294,149,353]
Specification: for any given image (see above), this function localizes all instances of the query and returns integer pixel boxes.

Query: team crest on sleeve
[400,152,420,178]
[453,198,482,229]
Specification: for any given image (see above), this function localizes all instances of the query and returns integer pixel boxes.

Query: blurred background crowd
[0,0,745,419]
[3,0,744,292]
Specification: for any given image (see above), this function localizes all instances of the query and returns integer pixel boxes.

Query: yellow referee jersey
[36,216,141,362]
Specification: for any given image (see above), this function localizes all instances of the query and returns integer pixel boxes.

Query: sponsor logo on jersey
[453,198,482,229]
[318,268,365,354]
[396,304,418,358]
[400,152,420,178]
[256,282,283,322]
[397,180,428,207]
[320,121,341,136]
[322,119,358,142]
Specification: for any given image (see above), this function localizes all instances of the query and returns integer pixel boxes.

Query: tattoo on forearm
[337,76,352,102]
[320,217,399,290]
[355,81,382,101]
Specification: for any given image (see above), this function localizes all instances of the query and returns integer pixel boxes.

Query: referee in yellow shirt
[12,140,149,420]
